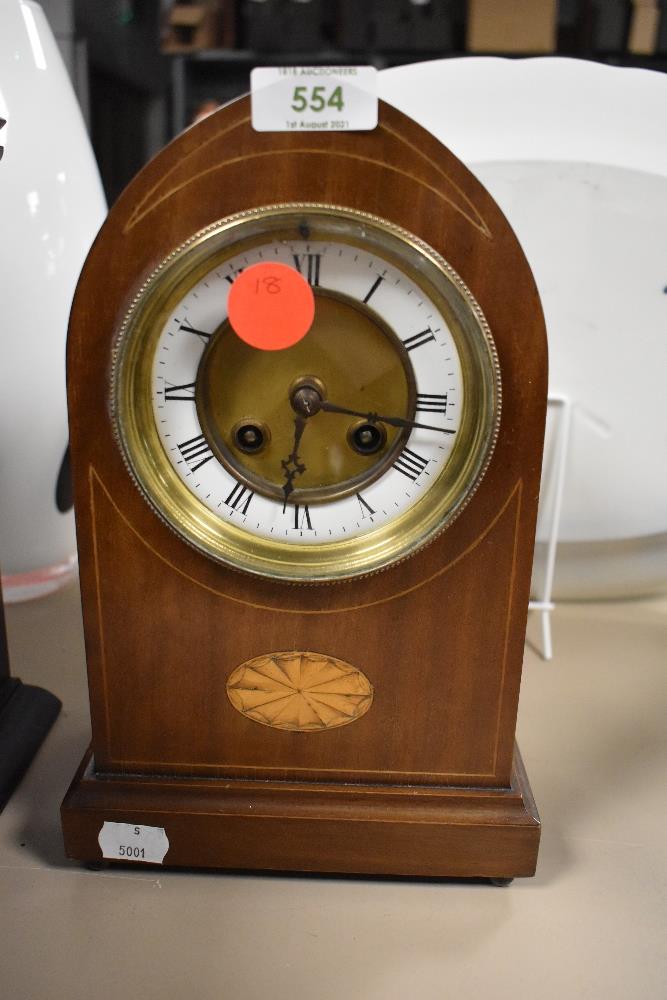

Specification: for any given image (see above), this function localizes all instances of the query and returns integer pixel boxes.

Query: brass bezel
[111,204,501,582]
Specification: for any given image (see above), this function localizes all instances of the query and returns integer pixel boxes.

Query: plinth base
[62,744,540,879]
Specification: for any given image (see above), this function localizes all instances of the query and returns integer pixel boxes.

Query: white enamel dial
[113,205,499,581]
[151,237,462,546]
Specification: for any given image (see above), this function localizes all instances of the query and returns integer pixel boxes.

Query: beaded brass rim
[111,204,501,582]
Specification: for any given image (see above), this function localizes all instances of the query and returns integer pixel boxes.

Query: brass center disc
[196,290,415,504]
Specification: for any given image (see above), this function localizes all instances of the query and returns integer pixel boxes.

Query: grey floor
[1,582,665,1000]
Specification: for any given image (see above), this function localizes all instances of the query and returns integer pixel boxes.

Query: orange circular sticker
[227,262,315,351]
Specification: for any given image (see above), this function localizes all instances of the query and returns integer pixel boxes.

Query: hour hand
[280,415,307,511]
[318,400,455,435]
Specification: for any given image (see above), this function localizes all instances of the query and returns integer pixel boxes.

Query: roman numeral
[178,322,211,343]
[393,447,429,481]
[177,434,214,472]
[416,392,448,414]
[356,493,375,519]
[293,504,313,531]
[292,253,321,286]
[0,117,6,162]
[164,381,196,401]
[224,481,254,515]
[402,327,435,352]
[362,275,384,304]
[224,267,244,284]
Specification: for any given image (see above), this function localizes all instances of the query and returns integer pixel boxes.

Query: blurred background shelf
[36,0,667,202]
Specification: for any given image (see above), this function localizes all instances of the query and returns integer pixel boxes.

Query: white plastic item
[0,1,106,601]
[380,58,667,598]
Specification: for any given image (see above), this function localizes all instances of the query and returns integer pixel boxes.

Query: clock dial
[113,205,500,580]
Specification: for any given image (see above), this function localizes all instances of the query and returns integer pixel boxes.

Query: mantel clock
[61,96,546,880]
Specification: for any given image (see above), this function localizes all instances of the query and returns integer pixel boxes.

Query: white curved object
[380,58,667,597]
[0,1,106,601]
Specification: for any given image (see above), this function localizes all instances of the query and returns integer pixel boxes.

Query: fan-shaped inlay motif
[226,651,374,732]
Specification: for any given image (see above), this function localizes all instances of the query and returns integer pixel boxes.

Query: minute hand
[318,400,455,435]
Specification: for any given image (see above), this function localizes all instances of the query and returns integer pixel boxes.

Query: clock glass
[112,205,501,581]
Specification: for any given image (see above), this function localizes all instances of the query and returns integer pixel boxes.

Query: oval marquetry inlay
[226,651,373,732]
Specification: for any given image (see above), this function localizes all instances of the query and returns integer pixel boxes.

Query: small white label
[251,66,378,133]
[98,822,169,864]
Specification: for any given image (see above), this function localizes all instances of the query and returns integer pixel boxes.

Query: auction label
[251,66,377,132]
[98,821,170,864]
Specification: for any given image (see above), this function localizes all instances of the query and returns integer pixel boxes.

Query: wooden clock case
[61,97,546,879]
